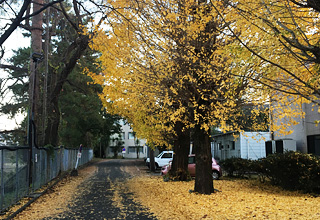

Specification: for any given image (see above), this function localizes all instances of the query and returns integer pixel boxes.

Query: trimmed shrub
[220,152,320,194]
[257,151,320,193]
[220,157,255,177]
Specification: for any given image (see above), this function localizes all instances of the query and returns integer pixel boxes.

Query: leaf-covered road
[44,159,156,220]
[9,158,320,220]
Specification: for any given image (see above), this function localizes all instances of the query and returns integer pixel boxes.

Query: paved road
[44,159,157,220]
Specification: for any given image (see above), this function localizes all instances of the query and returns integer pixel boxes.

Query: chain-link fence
[0,146,93,212]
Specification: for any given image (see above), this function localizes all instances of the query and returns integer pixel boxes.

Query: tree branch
[0,64,28,73]
[59,1,79,32]
[22,0,64,20]
[0,0,31,47]
[0,0,63,47]
[210,1,319,97]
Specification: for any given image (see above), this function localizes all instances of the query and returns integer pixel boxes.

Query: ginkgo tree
[213,0,320,134]
[88,0,276,194]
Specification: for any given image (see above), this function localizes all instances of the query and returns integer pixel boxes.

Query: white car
[145,151,174,169]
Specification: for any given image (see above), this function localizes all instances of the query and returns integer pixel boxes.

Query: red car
[161,154,222,180]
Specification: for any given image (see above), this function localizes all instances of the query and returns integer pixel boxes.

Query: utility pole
[28,0,44,191]
[28,52,43,191]
[43,3,50,146]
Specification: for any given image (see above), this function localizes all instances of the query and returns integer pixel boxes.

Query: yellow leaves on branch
[269,94,306,136]
[85,0,318,145]
[87,1,237,145]
[226,0,320,98]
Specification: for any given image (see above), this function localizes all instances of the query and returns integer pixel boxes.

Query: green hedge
[220,152,320,193]
[258,151,320,193]
[220,157,256,177]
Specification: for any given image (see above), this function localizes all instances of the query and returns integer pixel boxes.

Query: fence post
[15,150,19,202]
[28,146,33,193]
[44,150,47,184]
[0,150,4,210]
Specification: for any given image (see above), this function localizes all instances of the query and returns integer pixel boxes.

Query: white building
[273,102,320,155]
[211,132,271,161]
[107,120,148,159]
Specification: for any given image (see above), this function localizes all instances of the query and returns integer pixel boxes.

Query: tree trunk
[136,146,140,159]
[149,147,156,172]
[44,96,60,146]
[168,121,190,181]
[113,149,118,158]
[194,125,214,194]
[43,34,90,147]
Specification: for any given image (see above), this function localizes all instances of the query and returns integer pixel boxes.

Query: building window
[121,132,125,140]
[307,135,320,156]
[129,146,136,153]
[231,141,235,150]
[128,146,143,153]
[128,132,135,139]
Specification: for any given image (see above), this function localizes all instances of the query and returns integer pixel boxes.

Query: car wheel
[155,163,159,169]
[212,171,220,180]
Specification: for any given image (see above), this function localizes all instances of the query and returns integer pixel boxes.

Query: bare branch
[0,64,28,73]
[210,1,320,101]
[59,1,78,32]
[0,0,63,47]
[22,0,64,20]
[0,0,31,47]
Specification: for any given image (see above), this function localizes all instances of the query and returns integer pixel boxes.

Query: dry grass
[127,176,320,220]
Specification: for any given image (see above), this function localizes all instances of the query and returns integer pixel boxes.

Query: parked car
[161,154,222,180]
[145,151,174,169]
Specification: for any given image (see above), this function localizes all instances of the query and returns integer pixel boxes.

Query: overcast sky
[0,30,30,131]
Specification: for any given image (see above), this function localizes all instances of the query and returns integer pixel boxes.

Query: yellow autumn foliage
[86,0,318,146]
[221,0,320,104]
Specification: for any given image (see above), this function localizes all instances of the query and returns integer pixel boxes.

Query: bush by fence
[220,152,320,193]
[220,157,256,178]
[0,146,93,212]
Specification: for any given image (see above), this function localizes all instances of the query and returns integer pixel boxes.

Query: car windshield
[188,156,195,164]
[156,152,164,158]
[162,153,172,158]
